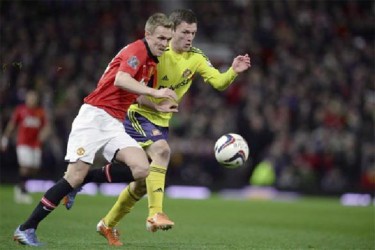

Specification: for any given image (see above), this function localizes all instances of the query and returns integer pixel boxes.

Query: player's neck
[171,42,183,54]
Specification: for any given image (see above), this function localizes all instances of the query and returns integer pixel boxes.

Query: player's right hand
[152,88,178,101]
[232,54,251,73]
[155,99,179,113]
[1,137,8,151]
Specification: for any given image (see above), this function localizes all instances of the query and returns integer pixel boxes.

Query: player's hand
[232,54,251,73]
[1,137,8,152]
[155,99,179,113]
[151,88,178,101]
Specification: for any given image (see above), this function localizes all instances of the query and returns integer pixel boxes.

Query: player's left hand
[232,54,251,73]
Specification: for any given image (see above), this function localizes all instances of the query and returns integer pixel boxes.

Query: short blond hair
[145,13,173,34]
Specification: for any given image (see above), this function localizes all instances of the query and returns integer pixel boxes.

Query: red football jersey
[84,39,158,120]
[11,104,46,148]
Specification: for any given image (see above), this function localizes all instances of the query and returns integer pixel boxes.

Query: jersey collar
[143,39,159,63]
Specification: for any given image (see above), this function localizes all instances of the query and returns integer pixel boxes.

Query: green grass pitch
[0,185,374,249]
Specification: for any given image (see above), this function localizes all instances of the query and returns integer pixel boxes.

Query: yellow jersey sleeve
[193,47,238,91]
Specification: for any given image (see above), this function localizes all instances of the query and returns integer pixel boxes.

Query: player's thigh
[65,104,122,164]
[16,145,41,168]
[117,146,149,173]
[102,129,140,161]
[103,134,149,178]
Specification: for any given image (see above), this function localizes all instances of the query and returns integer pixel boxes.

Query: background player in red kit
[13,12,176,246]
[1,90,50,204]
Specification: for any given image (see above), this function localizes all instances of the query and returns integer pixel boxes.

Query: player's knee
[152,141,171,160]
[131,165,150,180]
[117,148,150,180]
[64,162,89,187]
[124,157,150,180]
[64,173,85,187]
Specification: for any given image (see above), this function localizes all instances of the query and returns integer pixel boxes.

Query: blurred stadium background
[1,0,374,199]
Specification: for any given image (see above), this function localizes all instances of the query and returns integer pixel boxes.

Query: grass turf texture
[0,185,373,249]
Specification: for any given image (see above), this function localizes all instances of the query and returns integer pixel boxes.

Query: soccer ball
[214,133,249,168]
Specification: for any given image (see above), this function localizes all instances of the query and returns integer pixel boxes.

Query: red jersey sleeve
[117,43,148,77]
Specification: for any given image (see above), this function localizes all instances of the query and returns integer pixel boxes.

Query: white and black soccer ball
[214,133,249,168]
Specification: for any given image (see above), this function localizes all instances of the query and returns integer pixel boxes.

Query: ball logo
[76,147,85,156]
[215,135,235,154]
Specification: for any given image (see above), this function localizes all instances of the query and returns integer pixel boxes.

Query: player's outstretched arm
[1,119,16,151]
[200,53,251,91]
[231,54,251,74]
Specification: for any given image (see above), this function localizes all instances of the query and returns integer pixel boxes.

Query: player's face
[146,26,172,57]
[172,21,197,53]
[25,91,38,108]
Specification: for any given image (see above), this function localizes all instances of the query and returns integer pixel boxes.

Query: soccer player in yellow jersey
[63,9,251,246]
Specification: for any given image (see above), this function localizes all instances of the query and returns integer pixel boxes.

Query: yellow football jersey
[128,45,238,127]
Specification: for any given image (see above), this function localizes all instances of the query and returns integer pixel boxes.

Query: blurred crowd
[1,0,374,194]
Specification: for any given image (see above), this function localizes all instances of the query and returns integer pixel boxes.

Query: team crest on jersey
[127,56,139,69]
[182,69,192,78]
[151,129,162,136]
[76,147,85,156]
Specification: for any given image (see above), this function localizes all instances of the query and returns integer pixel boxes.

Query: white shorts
[16,145,42,168]
[64,104,141,164]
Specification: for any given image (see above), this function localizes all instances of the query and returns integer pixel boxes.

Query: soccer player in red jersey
[13,13,177,247]
[1,90,49,204]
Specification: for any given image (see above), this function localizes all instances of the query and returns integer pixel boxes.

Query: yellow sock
[103,184,140,228]
[146,164,167,217]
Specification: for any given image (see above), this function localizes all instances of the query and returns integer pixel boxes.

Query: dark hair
[169,9,197,29]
